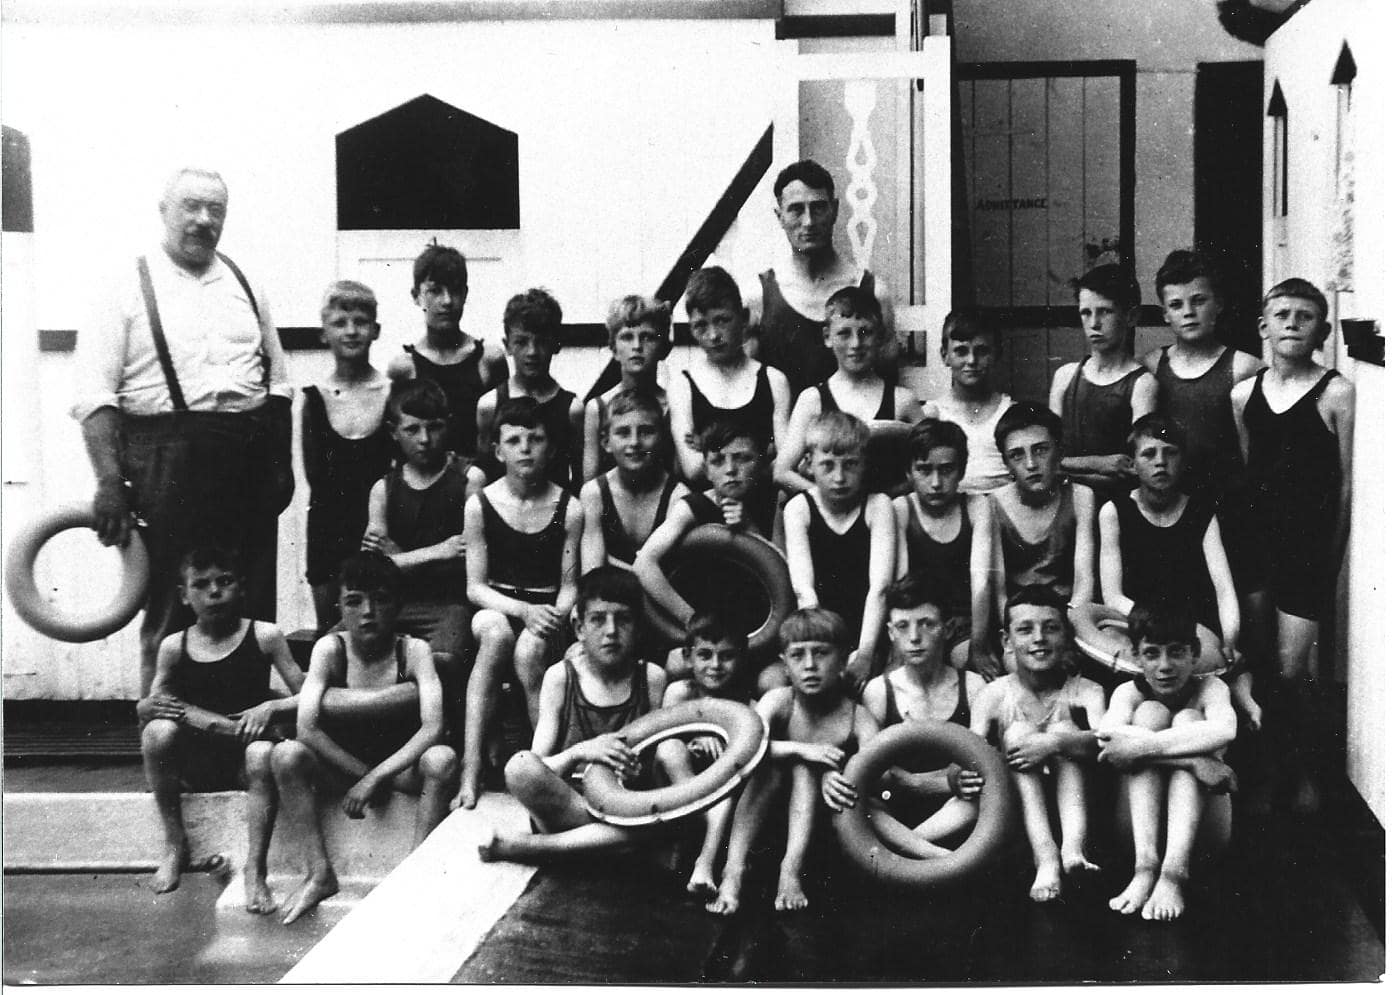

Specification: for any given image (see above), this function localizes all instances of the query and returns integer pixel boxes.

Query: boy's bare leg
[415,745,460,847]
[1142,709,1209,921]
[1110,700,1170,915]
[869,805,952,858]
[1051,719,1098,877]
[458,611,515,810]
[242,741,279,914]
[480,751,632,862]
[1004,721,1062,901]
[140,719,188,894]
[914,796,979,844]
[270,741,338,925]
[513,629,552,728]
[1275,610,1322,812]
[709,761,782,916]
[775,764,818,911]
[655,740,724,896]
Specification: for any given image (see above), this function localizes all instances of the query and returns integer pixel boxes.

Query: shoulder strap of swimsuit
[597,473,616,516]
[652,474,680,532]
[1311,368,1340,402]
[395,636,408,682]
[957,667,969,713]
[816,380,837,412]
[882,673,899,726]
[878,376,895,419]
[858,270,874,292]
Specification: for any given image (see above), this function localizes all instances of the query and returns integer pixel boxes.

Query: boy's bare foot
[686,866,719,898]
[1109,867,1158,915]
[706,875,742,916]
[1061,849,1100,877]
[150,844,187,894]
[243,869,277,915]
[773,867,808,912]
[281,869,339,925]
[1028,861,1063,902]
[1141,872,1186,921]
[477,830,501,863]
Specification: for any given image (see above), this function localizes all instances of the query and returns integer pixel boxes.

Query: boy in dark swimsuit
[479,567,667,864]
[457,397,584,809]
[138,547,304,897]
[860,574,988,854]
[475,288,584,492]
[387,244,508,458]
[783,410,895,686]
[1049,264,1158,494]
[582,295,673,482]
[580,389,688,573]
[264,552,457,924]
[893,417,996,675]
[775,286,922,497]
[1097,600,1238,922]
[1230,278,1355,813]
[709,608,880,916]
[303,280,394,633]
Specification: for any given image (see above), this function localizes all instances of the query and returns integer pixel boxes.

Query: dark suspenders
[135,251,267,413]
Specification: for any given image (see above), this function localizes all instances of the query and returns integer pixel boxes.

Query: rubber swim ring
[647,524,796,657]
[582,698,769,827]
[5,505,149,643]
[1069,603,1227,679]
[833,721,1016,889]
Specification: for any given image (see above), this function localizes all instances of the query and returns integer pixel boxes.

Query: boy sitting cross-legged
[972,585,1106,903]
[1096,600,1238,922]
[479,566,667,864]
[138,546,304,896]
[265,551,458,924]
[455,397,583,810]
[708,608,880,916]
[653,612,757,898]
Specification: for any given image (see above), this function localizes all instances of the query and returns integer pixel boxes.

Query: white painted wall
[1262,0,1385,824]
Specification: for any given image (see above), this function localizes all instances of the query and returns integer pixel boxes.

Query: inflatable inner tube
[582,698,768,827]
[647,524,795,656]
[1069,603,1227,679]
[834,721,1016,889]
[5,505,150,643]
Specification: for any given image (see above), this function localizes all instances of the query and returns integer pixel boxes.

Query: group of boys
[138,159,1353,928]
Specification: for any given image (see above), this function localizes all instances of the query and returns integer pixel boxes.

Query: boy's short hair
[493,396,552,442]
[321,279,378,322]
[940,308,999,350]
[605,387,665,427]
[824,285,884,334]
[805,410,870,458]
[907,417,968,472]
[412,244,468,295]
[576,565,645,617]
[503,288,563,339]
[684,266,743,316]
[684,612,750,654]
[774,159,835,201]
[779,607,850,653]
[178,545,242,580]
[699,417,762,458]
[1127,599,1200,653]
[1127,412,1188,455]
[1262,277,1329,324]
[387,378,450,425]
[1072,263,1141,310]
[339,550,403,600]
[993,401,1063,456]
[1003,584,1071,633]
[605,295,673,342]
[885,572,944,616]
[1153,249,1221,301]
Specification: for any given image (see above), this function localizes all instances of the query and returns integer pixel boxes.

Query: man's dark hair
[412,244,468,295]
[993,401,1063,456]
[774,159,835,202]
[576,565,645,616]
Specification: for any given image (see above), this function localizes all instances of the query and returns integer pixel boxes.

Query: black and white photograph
[0,0,1384,985]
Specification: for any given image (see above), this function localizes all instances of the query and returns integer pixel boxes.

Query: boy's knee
[654,739,692,777]
[756,661,789,696]
[1131,699,1174,731]
[1171,707,1204,727]
[473,611,514,648]
[1001,721,1034,751]
[419,745,459,783]
[270,740,315,780]
[141,718,181,755]
[244,740,276,780]
[503,750,547,795]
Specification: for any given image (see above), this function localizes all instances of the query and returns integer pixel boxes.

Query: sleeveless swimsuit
[800,493,872,639]
[492,383,579,493]
[302,385,395,586]
[405,341,486,458]
[172,621,274,789]
[322,633,426,766]
[559,657,652,786]
[758,268,875,396]
[939,395,1014,493]
[1154,346,1244,499]
[384,461,471,602]
[1112,493,1221,634]
[995,673,1095,738]
[815,378,895,420]
[902,495,973,623]
[1241,369,1342,619]
[1061,362,1147,459]
[990,483,1078,603]
[480,490,572,605]
[597,473,680,567]
[683,365,776,453]
[881,667,971,728]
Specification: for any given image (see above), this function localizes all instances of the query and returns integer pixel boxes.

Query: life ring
[833,721,1016,889]
[1069,603,1228,680]
[647,524,796,657]
[4,505,150,643]
[582,697,769,827]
